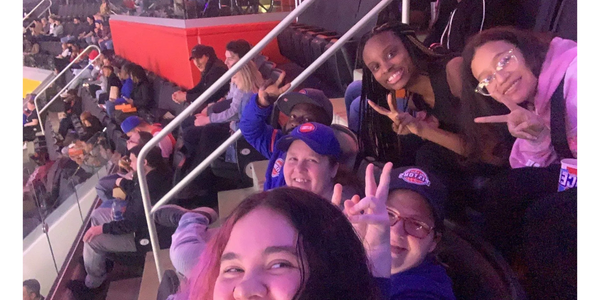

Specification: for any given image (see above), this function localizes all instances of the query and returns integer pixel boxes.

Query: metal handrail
[401,0,410,24]
[34,45,102,135]
[23,0,53,29]
[137,0,318,281]
[138,0,394,281]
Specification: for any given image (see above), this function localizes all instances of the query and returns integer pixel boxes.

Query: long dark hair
[459,26,552,164]
[185,187,381,300]
[358,21,448,164]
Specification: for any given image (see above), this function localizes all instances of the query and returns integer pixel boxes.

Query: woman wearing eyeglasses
[459,27,577,291]
[335,164,456,299]
[461,26,577,169]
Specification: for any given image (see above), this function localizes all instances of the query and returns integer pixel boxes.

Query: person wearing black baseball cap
[338,164,455,299]
[172,44,229,116]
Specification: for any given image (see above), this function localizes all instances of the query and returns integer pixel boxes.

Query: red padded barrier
[110,19,287,90]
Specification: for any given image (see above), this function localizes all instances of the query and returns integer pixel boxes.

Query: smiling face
[387,189,438,274]
[362,31,417,91]
[283,140,338,199]
[470,40,538,105]
[213,207,305,300]
[283,103,328,133]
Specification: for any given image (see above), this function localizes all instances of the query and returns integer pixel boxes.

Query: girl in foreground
[178,187,382,300]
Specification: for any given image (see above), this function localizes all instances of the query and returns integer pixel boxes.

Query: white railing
[34,45,102,135]
[137,0,395,281]
[23,0,53,29]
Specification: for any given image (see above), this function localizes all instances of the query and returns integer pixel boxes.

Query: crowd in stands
[23,1,576,299]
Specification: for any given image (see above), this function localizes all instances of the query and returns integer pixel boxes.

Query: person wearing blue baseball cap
[120,116,176,160]
[336,164,456,299]
[239,72,336,191]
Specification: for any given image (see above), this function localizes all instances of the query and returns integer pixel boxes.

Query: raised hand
[343,162,393,278]
[332,184,367,239]
[474,98,548,141]
[368,93,422,136]
[257,71,291,107]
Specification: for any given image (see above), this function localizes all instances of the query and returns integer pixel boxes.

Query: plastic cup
[557,158,577,192]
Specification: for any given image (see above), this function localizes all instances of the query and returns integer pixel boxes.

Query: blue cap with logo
[276,122,341,160]
[387,166,447,227]
[120,116,142,134]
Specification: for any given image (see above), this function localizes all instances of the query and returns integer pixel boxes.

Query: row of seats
[56,4,101,20]
[277,23,358,94]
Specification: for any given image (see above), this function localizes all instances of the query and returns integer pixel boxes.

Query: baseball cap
[277,88,333,124]
[120,116,142,134]
[276,122,341,160]
[189,44,215,60]
[387,166,447,228]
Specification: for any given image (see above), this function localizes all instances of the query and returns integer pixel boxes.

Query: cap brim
[277,93,322,115]
[275,134,324,156]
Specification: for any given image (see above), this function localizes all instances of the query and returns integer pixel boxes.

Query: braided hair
[358,21,448,164]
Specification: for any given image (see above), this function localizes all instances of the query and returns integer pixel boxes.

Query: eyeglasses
[387,208,434,239]
[475,49,518,96]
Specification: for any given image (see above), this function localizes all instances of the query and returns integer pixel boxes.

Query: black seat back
[439,220,527,300]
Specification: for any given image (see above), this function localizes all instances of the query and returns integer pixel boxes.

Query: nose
[494,69,510,84]
[233,274,268,299]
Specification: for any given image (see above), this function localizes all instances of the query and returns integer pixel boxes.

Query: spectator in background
[79,16,96,42]
[79,111,105,142]
[28,19,44,37]
[57,89,83,142]
[60,17,83,43]
[64,49,101,92]
[23,279,45,300]
[180,58,263,172]
[172,44,229,115]
[97,21,113,51]
[67,146,173,300]
[40,17,50,34]
[97,65,122,105]
[95,131,153,209]
[106,63,135,118]
[49,16,64,40]
[24,97,40,142]
[120,116,175,160]
[120,64,153,117]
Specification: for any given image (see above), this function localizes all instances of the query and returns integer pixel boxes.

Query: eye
[270,261,293,269]
[286,156,298,162]
[386,50,396,59]
[496,54,512,70]
[223,266,244,274]
[370,64,380,73]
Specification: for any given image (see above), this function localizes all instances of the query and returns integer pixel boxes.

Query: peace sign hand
[342,162,393,278]
[368,93,423,136]
[331,184,367,240]
[257,71,291,107]
[474,98,549,141]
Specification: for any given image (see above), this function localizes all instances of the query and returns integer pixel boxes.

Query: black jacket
[186,58,229,113]
[130,80,154,110]
[102,166,174,251]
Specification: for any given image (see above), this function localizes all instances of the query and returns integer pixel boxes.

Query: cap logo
[299,89,307,95]
[399,168,431,186]
[283,98,289,102]
[272,158,284,177]
[298,123,315,133]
